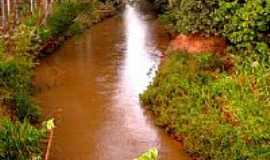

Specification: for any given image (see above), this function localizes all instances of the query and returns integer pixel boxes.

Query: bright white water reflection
[123,4,160,95]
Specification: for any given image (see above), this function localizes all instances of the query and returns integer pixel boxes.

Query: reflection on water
[34,1,189,160]
[123,5,160,95]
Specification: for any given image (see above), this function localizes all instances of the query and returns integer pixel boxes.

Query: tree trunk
[45,0,48,18]
[1,0,6,27]
[14,0,18,24]
[31,0,34,13]
[7,0,10,17]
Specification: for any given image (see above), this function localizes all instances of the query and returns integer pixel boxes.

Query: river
[34,1,189,159]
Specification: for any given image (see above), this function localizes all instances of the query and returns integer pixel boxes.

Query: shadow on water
[34,0,190,159]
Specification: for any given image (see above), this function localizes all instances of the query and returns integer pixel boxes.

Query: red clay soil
[167,34,227,55]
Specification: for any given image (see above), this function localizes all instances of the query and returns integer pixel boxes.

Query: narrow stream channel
[34,1,189,159]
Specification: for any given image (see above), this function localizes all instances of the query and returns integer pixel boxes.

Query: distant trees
[0,0,60,29]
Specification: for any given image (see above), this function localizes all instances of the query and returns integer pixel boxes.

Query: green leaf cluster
[135,148,158,160]
[160,0,220,34]
[214,0,270,56]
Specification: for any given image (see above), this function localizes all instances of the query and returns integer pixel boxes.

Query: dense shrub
[0,57,32,92]
[0,118,45,160]
[14,91,41,122]
[148,0,170,12]
[0,56,40,122]
[160,0,220,34]
[47,1,89,36]
[140,53,270,159]
[214,0,270,56]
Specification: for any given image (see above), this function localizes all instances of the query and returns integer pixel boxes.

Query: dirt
[167,34,227,55]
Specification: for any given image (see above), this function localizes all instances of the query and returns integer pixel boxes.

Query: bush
[0,57,40,122]
[0,57,33,91]
[214,0,270,56]
[140,53,270,159]
[148,0,170,12]
[0,118,45,160]
[47,1,87,36]
[160,0,220,34]
[12,24,35,56]
[14,91,41,123]
[159,0,270,56]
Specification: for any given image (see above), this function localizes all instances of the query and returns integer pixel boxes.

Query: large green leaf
[135,148,158,160]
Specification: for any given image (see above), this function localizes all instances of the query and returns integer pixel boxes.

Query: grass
[140,52,270,159]
[0,118,46,160]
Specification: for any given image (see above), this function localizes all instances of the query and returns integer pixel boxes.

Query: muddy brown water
[34,1,190,160]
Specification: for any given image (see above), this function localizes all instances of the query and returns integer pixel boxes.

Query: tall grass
[0,118,45,160]
[47,0,99,37]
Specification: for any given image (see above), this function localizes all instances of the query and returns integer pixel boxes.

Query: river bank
[141,0,270,159]
[0,1,121,159]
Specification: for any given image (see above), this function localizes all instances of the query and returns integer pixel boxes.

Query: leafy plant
[135,148,158,160]
[14,91,41,123]
[160,0,220,34]
[12,24,36,56]
[47,1,86,36]
[0,56,40,122]
[214,0,270,56]
[0,118,45,160]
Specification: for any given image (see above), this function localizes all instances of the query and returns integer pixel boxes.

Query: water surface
[34,1,189,160]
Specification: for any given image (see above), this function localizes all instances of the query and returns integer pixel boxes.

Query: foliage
[11,24,37,56]
[67,1,99,35]
[0,56,40,122]
[14,91,41,123]
[214,0,270,56]
[36,26,51,43]
[140,53,270,159]
[0,39,5,57]
[0,0,115,159]
[0,118,45,160]
[135,148,158,160]
[159,0,270,56]
[47,1,90,36]
[0,0,111,123]
[160,0,220,34]
[148,0,169,12]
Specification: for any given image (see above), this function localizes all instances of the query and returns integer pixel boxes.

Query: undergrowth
[0,0,117,158]
[140,53,270,159]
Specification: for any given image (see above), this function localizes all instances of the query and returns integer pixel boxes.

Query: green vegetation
[0,56,40,122]
[141,53,270,159]
[159,0,219,34]
[148,0,169,12]
[158,0,270,55]
[0,119,46,160]
[142,0,270,159]
[135,148,158,160]
[47,1,99,37]
[0,0,119,158]
[214,0,270,56]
